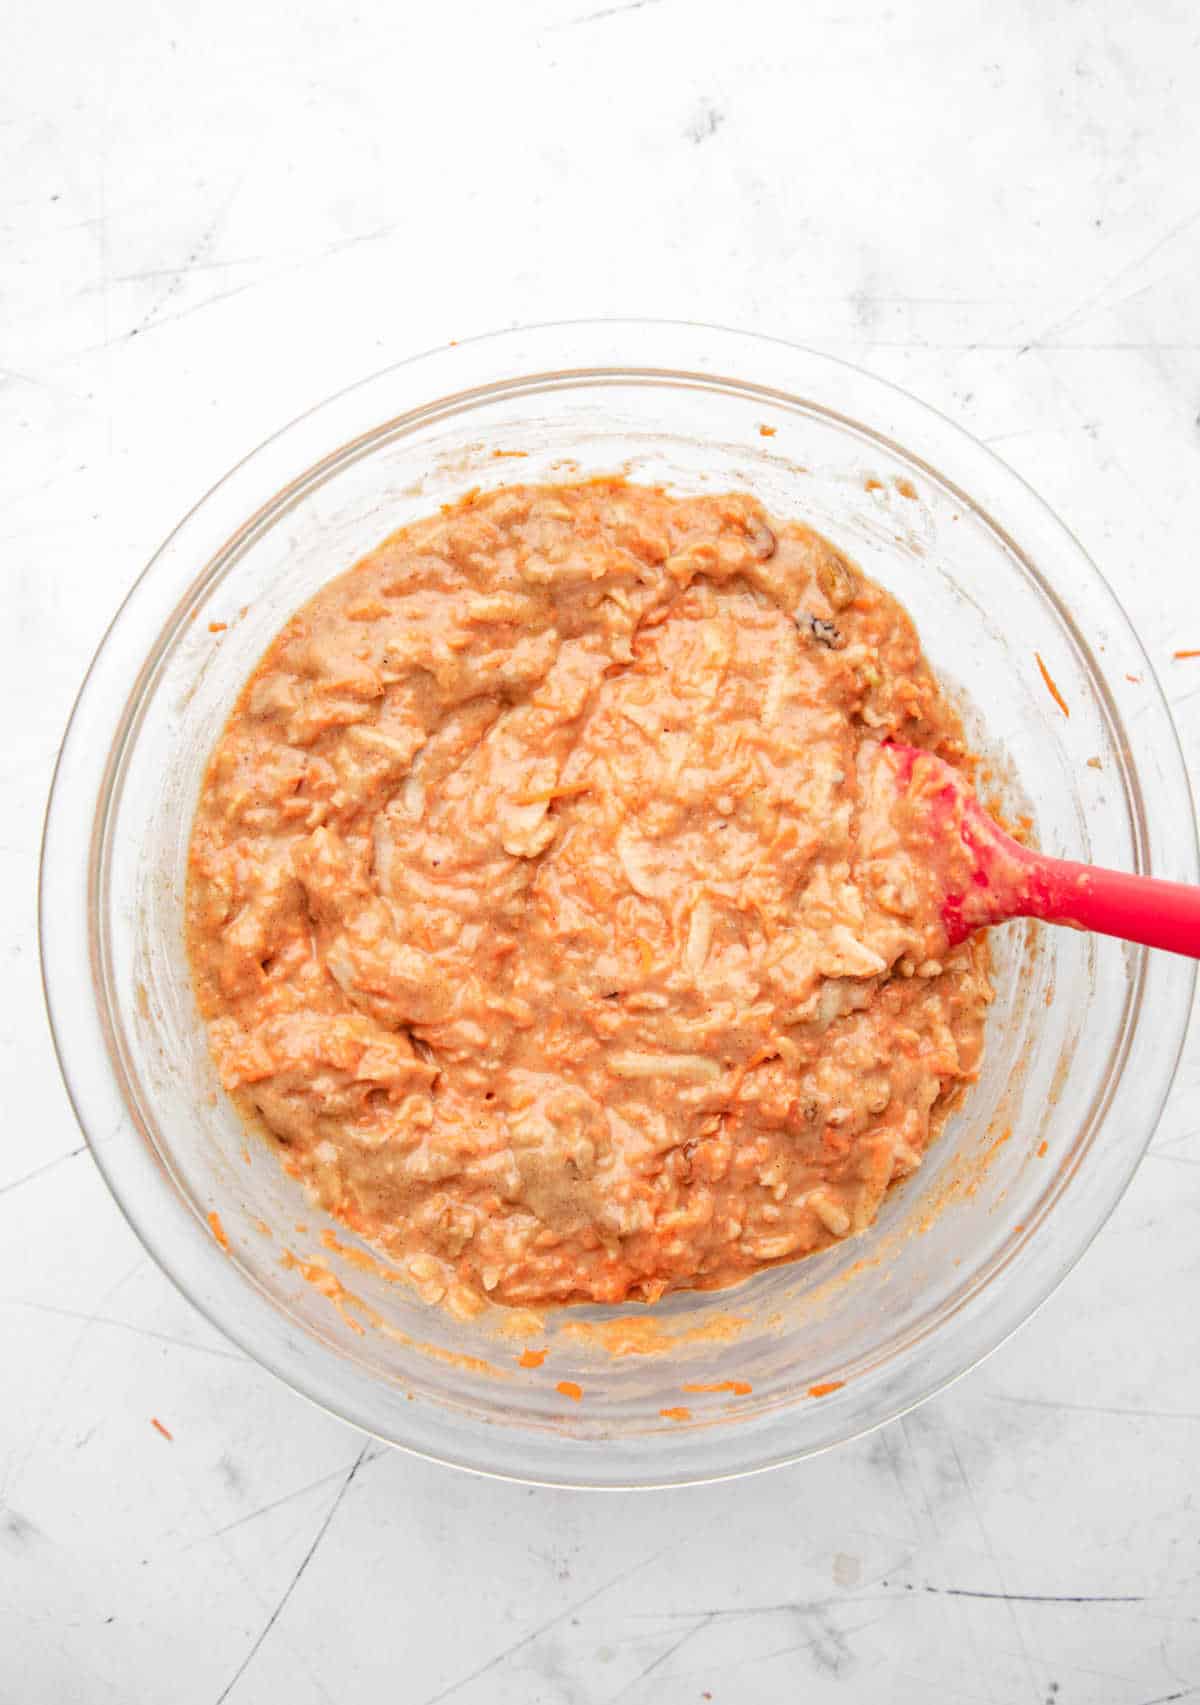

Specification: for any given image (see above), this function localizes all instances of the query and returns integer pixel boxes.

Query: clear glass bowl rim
[39,318,1198,1487]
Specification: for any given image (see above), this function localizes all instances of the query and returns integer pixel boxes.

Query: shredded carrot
[660,1406,692,1421]
[1125,673,1141,684]
[518,1347,547,1369]
[1174,649,1200,660]
[758,424,777,438]
[895,478,918,500]
[207,621,227,634]
[864,477,884,492]
[730,1045,778,1102]
[1034,652,1070,718]
[682,1380,752,1395]
[1036,1140,1048,1158]
[807,1380,844,1398]
[151,1417,173,1441]
[732,889,773,943]
[556,1380,583,1402]
[577,868,610,911]
[207,1210,230,1252]
[515,781,591,806]
[491,449,528,459]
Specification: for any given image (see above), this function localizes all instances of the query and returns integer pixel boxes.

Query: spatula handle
[1021,854,1200,959]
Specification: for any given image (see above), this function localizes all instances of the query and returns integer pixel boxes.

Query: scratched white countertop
[5,2,1200,1700]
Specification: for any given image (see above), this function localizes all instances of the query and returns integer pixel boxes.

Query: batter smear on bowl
[187,481,991,1310]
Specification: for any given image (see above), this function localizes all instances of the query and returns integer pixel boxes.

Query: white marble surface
[4,1,1200,1699]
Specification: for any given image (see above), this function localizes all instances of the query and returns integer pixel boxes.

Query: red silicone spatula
[878,741,1200,958]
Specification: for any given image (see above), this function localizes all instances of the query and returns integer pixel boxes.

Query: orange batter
[187,482,990,1311]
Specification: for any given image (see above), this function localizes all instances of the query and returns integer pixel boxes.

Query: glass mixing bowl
[40,320,1196,1487]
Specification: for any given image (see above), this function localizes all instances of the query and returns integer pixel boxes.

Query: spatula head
[871,741,1033,946]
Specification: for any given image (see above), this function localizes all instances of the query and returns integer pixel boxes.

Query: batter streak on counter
[187,481,990,1314]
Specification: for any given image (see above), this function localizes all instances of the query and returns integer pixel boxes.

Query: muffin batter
[188,482,990,1309]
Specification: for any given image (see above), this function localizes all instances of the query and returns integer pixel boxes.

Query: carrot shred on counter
[1037,1140,1049,1158]
[807,1381,844,1398]
[207,621,228,634]
[556,1380,583,1402]
[151,1417,173,1441]
[518,1348,548,1369]
[660,1407,692,1421]
[1174,648,1200,660]
[682,1380,752,1396]
[759,424,777,438]
[1034,652,1070,718]
[207,1210,230,1252]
